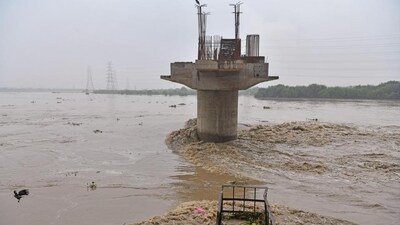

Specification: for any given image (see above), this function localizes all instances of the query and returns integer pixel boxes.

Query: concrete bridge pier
[160,4,279,143]
[161,58,278,143]
[197,90,238,142]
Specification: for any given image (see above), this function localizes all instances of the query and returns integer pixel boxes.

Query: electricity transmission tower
[106,61,118,92]
[85,66,95,94]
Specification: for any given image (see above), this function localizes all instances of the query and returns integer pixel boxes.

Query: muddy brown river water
[0,92,399,225]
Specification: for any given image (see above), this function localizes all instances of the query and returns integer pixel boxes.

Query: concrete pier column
[197,90,238,142]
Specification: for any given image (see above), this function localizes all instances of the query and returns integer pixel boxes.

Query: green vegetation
[254,81,400,100]
[87,81,400,100]
[226,212,263,225]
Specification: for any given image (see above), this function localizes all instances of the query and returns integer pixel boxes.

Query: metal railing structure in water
[216,184,276,225]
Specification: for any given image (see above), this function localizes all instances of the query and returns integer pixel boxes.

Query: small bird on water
[13,189,29,202]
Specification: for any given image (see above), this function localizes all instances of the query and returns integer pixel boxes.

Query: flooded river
[0,92,399,225]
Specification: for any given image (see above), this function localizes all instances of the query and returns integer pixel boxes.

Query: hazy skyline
[0,0,399,89]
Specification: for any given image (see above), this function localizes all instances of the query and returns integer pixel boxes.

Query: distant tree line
[0,88,82,93]
[93,81,400,100]
[94,87,196,96]
[254,81,400,100]
[94,87,259,96]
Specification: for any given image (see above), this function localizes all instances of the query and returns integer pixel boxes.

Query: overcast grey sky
[0,0,399,89]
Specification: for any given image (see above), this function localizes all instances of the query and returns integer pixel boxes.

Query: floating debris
[134,200,356,225]
[194,207,205,215]
[178,103,186,106]
[169,105,177,108]
[67,122,82,126]
[65,171,78,176]
[240,123,252,127]
[167,120,400,186]
[93,129,103,134]
[263,106,271,109]
[87,181,97,191]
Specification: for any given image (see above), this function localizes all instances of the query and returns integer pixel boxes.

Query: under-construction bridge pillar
[197,90,238,142]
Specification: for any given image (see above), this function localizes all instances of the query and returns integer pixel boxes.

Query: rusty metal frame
[216,184,276,225]
[218,39,241,61]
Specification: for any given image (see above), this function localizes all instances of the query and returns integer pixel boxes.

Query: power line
[274,67,400,71]
[263,43,400,49]
[269,58,400,63]
[264,34,400,42]
[264,50,400,56]
[270,74,399,78]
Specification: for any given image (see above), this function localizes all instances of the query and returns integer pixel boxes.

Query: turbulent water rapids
[163,119,400,225]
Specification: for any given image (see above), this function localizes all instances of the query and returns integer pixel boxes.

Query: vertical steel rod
[243,187,246,212]
[254,188,256,212]
[233,186,235,211]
